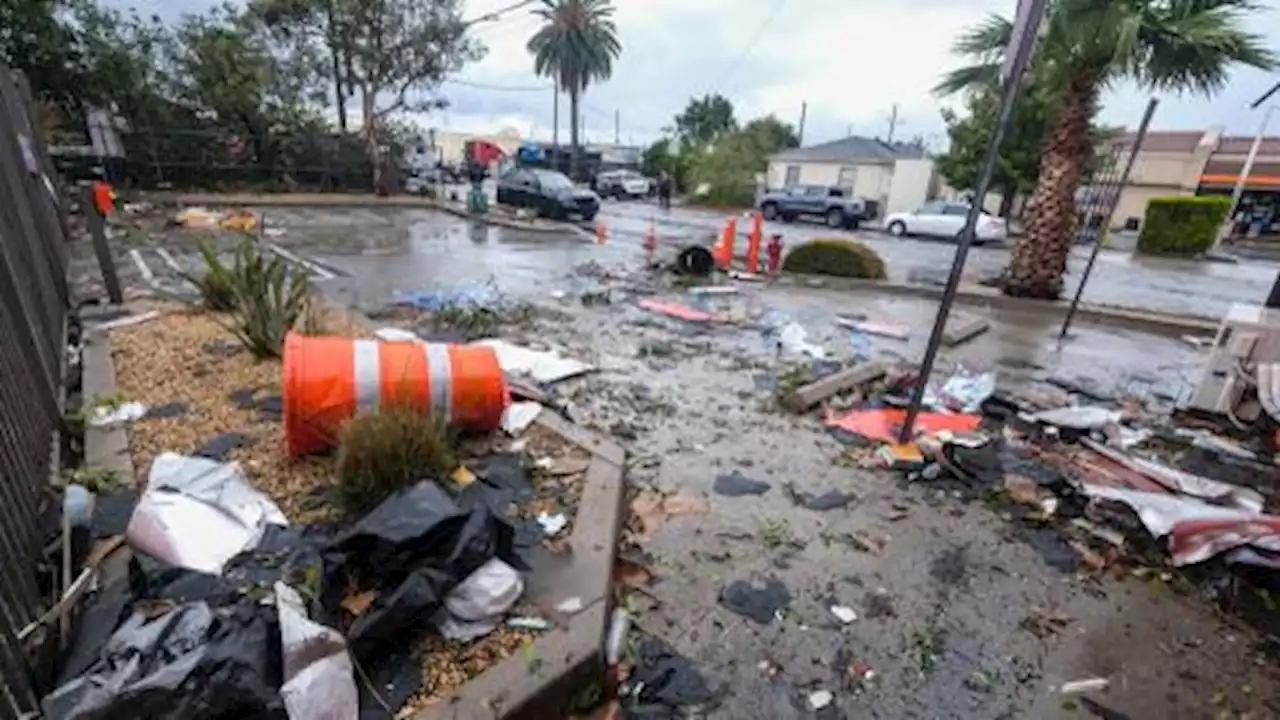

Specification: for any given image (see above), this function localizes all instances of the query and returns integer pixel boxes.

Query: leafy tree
[688,114,799,207]
[641,137,673,176]
[250,0,357,131]
[939,0,1273,300]
[528,0,620,179]
[935,77,1054,218]
[0,0,85,111]
[339,0,481,187]
[674,93,736,150]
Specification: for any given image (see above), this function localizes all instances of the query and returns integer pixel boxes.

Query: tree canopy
[673,93,736,150]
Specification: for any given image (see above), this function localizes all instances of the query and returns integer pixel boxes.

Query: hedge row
[1137,196,1232,257]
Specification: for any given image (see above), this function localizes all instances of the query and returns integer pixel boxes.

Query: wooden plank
[785,361,888,412]
[943,316,990,347]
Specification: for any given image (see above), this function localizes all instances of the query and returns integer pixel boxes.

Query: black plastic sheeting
[623,632,719,717]
[46,478,521,719]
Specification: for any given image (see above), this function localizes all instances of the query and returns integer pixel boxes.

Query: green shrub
[1137,196,1231,257]
[181,242,237,311]
[782,238,887,279]
[220,240,313,358]
[697,183,756,209]
[336,405,456,515]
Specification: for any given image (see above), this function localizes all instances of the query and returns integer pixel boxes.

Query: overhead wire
[710,0,787,92]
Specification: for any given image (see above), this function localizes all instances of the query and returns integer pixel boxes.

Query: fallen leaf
[452,466,476,487]
[628,490,710,541]
[615,555,655,588]
[1069,540,1108,573]
[341,590,378,617]
[850,531,885,556]
[547,456,591,477]
[1020,604,1073,638]
[1003,474,1041,506]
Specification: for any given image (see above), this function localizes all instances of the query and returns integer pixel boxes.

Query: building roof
[1216,135,1280,155]
[771,136,926,164]
[1107,130,1209,153]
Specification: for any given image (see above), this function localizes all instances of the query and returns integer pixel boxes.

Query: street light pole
[1059,98,1158,340]
[1213,104,1273,250]
[897,0,1047,443]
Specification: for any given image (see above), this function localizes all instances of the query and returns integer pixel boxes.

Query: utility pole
[797,101,807,146]
[886,104,899,145]
[898,0,1046,443]
[1215,105,1273,250]
[552,80,559,151]
[846,124,853,137]
[614,109,620,145]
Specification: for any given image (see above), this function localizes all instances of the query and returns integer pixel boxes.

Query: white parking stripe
[265,243,337,280]
[155,247,185,276]
[129,249,156,286]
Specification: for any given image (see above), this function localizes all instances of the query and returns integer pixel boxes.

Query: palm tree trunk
[569,87,580,180]
[1001,72,1099,300]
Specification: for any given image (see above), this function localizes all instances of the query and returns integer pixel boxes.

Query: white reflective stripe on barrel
[352,340,382,413]
[423,342,454,422]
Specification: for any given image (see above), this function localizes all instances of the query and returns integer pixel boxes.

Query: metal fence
[0,63,72,716]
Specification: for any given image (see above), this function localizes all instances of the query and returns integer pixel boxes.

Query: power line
[444,78,551,92]
[462,0,539,26]
[711,0,787,92]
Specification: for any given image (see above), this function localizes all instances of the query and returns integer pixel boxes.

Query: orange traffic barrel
[282,333,508,456]
[92,181,115,216]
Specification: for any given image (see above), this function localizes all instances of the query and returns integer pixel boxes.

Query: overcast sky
[115,0,1280,148]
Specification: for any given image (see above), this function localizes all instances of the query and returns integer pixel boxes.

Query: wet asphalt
[87,206,1280,719]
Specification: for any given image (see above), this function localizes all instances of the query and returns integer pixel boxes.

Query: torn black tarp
[332,481,520,659]
[42,599,285,720]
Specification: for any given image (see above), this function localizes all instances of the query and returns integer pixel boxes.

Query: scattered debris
[784,360,887,412]
[1060,678,1110,695]
[830,605,858,624]
[807,689,834,710]
[778,322,826,359]
[942,316,989,347]
[826,408,981,443]
[1020,605,1073,638]
[477,339,595,384]
[835,318,911,340]
[1025,405,1123,430]
[89,401,148,427]
[719,577,791,624]
[629,491,711,541]
[637,298,713,323]
[537,512,568,536]
[502,402,543,435]
[713,471,771,497]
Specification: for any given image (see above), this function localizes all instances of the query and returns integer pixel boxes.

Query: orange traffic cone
[746,212,763,273]
[716,216,737,269]
[644,217,658,261]
[596,221,609,245]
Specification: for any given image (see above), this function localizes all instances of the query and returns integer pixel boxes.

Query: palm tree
[938,0,1272,299]
[527,0,620,179]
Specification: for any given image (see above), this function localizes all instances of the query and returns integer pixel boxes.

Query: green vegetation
[182,242,237,311]
[336,405,456,515]
[218,240,312,359]
[642,95,798,204]
[1137,196,1232,257]
[781,238,887,280]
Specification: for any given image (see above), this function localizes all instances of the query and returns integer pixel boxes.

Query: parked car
[496,167,600,221]
[593,169,651,200]
[758,185,867,229]
[883,201,1007,245]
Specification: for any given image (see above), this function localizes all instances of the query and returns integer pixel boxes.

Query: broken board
[785,361,888,412]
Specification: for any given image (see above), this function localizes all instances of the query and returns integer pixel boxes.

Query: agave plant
[221,240,312,359]
[180,242,238,311]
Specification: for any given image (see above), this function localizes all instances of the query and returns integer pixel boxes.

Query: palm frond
[934,63,1002,96]
[1132,0,1276,94]
[954,14,1013,58]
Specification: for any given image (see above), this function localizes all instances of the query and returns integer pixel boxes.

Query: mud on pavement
[359,254,1280,720]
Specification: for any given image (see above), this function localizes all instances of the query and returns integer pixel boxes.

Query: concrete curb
[134,191,580,235]
[772,272,1220,337]
[328,300,626,719]
[80,306,138,485]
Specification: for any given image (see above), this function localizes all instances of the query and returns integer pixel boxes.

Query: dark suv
[758,185,867,229]
[496,167,600,221]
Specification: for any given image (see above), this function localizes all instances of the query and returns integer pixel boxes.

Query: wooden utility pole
[797,101,807,146]
[552,80,559,150]
[614,109,620,145]
[886,104,899,144]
